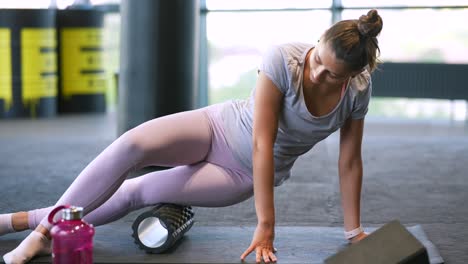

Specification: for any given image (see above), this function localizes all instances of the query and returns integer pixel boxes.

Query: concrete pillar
[118,0,199,135]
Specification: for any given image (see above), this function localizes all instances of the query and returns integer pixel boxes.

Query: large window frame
[90,1,468,120]
[199,1,468,122]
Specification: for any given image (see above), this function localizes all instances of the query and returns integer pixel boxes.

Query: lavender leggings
[29,103,253,230]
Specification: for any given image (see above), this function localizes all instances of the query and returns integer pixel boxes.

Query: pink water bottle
[48,205,95,264]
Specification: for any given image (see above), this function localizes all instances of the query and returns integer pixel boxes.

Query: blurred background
[0,0,467,128]
[0,1,467,263]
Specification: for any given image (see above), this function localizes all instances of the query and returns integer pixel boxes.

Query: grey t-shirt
[221,42,372,186]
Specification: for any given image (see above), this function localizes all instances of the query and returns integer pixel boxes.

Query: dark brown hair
[323,9,383,73]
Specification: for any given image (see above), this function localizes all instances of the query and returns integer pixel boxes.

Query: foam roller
[132,203,195,254]
[325,220,430,264]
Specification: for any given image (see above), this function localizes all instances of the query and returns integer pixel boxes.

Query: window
[205,4,468,121]
[0,0,50,8]
[342,0,467,8]
[207,10,331,103]
[206,0,331,10]
[342,9,468,64]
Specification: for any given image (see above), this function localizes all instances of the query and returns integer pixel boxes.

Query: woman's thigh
[128,162,253,207]
[124,108,213,168]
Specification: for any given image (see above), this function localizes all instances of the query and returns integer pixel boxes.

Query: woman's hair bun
[357,9,383,38]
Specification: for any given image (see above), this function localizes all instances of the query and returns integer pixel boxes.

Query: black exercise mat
[0,224,443,263]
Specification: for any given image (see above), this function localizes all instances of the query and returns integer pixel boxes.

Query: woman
[1,9,382,264]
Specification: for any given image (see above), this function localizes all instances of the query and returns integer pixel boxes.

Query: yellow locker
[0,28,12,112]
[61,28,107,98]
[21,28,58,103]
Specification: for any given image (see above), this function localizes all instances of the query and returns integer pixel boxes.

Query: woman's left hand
[350,232,368,244]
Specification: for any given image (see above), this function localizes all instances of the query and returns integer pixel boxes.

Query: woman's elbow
[339,155,362,172]
[252,137,274,155]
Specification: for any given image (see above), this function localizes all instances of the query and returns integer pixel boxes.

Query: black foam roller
[132,203,195,254]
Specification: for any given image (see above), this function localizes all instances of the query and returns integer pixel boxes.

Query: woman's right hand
[240,223,277,263]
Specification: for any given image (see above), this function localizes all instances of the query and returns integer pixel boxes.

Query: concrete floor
[0,112,467,263]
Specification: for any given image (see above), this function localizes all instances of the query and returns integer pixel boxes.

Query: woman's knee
[115,129,148,166]
[117,178,146,209]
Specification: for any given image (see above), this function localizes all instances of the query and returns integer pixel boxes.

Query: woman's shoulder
[350,69,372,94]
[264,42,313,61]
[278,42,313,60]
[277,42,313,51]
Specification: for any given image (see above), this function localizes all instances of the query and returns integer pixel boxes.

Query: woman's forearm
[252,145,276,226]
[338,158,363,231]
